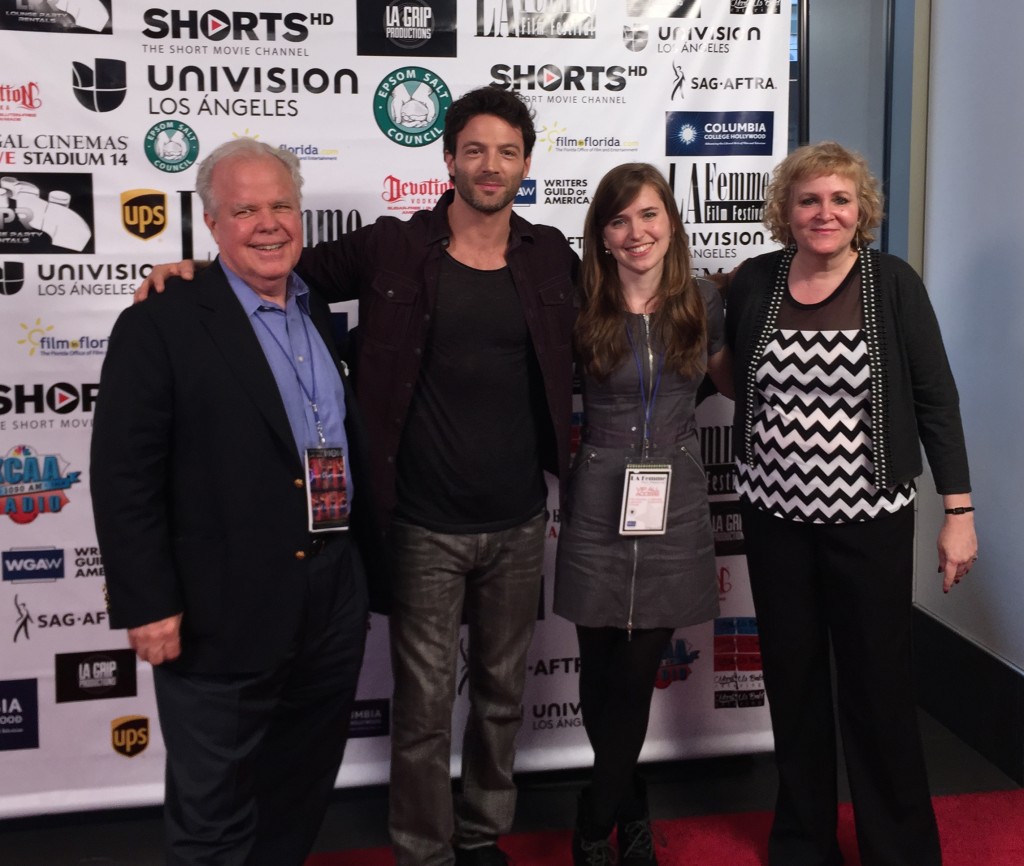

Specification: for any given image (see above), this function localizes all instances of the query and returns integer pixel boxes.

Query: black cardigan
[724,247,971,495]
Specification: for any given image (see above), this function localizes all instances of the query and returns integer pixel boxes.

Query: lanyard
[254,304,327,446]
[625,315,664,459]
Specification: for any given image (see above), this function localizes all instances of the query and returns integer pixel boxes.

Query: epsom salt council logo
[144,120,199,173]
[373,67,451,148]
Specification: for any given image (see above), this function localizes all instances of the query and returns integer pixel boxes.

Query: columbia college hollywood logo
[373,67,451,147]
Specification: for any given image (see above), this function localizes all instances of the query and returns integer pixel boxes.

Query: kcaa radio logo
[141,9,328,42]
[72,59,127,113]
[0,444,82,525]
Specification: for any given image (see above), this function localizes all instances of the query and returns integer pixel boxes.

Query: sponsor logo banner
[111,715,150,757]
[55,649,138,703]
[121,189,167,240]
[372,67,451,148]
[0,173,95,254]
[0,444,82,524]
[357,0,457,57]
[0,678,39,751]
[666,110,773,156]
[349,698,390,738]
[0,0,112,34]
[477,0,596,38]
[2,546,64,583]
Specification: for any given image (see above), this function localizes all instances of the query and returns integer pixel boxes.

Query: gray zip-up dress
[554,280,724,631]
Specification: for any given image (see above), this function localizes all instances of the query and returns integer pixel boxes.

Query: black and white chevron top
[736,254,915,523]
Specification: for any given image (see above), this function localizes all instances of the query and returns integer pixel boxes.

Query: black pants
[742,503,940,866]
[576,625,673,831]
[153,539,368,866]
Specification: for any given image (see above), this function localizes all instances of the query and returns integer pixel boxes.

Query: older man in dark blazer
[90,139,372,866]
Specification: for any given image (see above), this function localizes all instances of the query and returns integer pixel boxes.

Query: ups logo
[111,714,150,757]
[121,189,167,240]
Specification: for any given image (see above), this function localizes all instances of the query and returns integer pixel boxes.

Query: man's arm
[91,303,185,660]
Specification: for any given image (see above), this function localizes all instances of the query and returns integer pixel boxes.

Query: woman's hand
[937,498,977,593]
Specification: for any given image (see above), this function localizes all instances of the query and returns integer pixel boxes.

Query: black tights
[576,624,674,832]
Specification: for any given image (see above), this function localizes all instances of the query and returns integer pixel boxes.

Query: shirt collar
[219,258,311,315]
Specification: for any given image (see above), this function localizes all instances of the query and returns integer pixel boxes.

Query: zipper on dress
[627,538,639,640]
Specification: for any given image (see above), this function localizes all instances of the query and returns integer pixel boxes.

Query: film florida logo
[0,444,82,524]
[111,715,150,757]
[16,317,108,358]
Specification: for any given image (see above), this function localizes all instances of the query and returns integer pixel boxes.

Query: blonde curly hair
[763,141,884,248]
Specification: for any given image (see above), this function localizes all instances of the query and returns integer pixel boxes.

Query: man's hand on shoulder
[133,260,199,304]
[128,613,183,665]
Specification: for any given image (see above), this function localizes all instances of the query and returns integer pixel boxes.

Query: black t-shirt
[394,254,548,533]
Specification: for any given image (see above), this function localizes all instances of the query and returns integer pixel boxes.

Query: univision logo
[111,715,149,757]
[0,262,25,296]
[121,190,167,240]
[71,59,127,113]
[2,548,65,582]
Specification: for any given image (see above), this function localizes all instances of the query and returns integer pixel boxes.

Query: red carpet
[306,788,1024,865]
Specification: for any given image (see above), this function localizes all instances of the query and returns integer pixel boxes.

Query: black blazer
[90,261,384,674]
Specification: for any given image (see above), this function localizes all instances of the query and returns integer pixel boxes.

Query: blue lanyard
[254,304,327,446]
[625,317,664,457]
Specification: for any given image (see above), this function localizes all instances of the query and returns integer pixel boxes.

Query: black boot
[616,776,658,865]
[573,788,617,866]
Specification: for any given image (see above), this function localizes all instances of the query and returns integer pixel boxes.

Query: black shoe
[572,830,617,866]
[617,817,657,865]
[573,787,617,866]
[453,843,510,866]
[616,775,658,865]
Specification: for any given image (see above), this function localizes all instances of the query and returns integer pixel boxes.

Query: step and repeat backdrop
[0,0,790,817]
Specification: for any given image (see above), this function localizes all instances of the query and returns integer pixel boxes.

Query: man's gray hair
[195,138,303,214]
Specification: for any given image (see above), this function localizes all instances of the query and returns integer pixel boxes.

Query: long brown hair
[576,163,706,379]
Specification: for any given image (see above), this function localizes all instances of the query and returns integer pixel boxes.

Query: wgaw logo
[144,120,200,173]
[71,59,127,113]
[111,715,150,757]
[121,190,167,240]
[373,67,451,148]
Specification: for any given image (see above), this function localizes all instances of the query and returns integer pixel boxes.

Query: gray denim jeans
[387,512,546,866]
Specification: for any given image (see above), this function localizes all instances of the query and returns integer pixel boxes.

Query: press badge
[619,463,671,536]
[305,447,350,533]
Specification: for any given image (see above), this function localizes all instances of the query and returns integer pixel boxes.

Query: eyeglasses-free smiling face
[787,173,861,260]
[601,183,673,282]
[444,113,531,215]
[203,154,303,302]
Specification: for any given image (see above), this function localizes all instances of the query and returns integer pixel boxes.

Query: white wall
[916,0,1024,671]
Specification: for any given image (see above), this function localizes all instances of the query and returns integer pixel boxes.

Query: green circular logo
[144,120,200,173]
[373,67,451,148]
